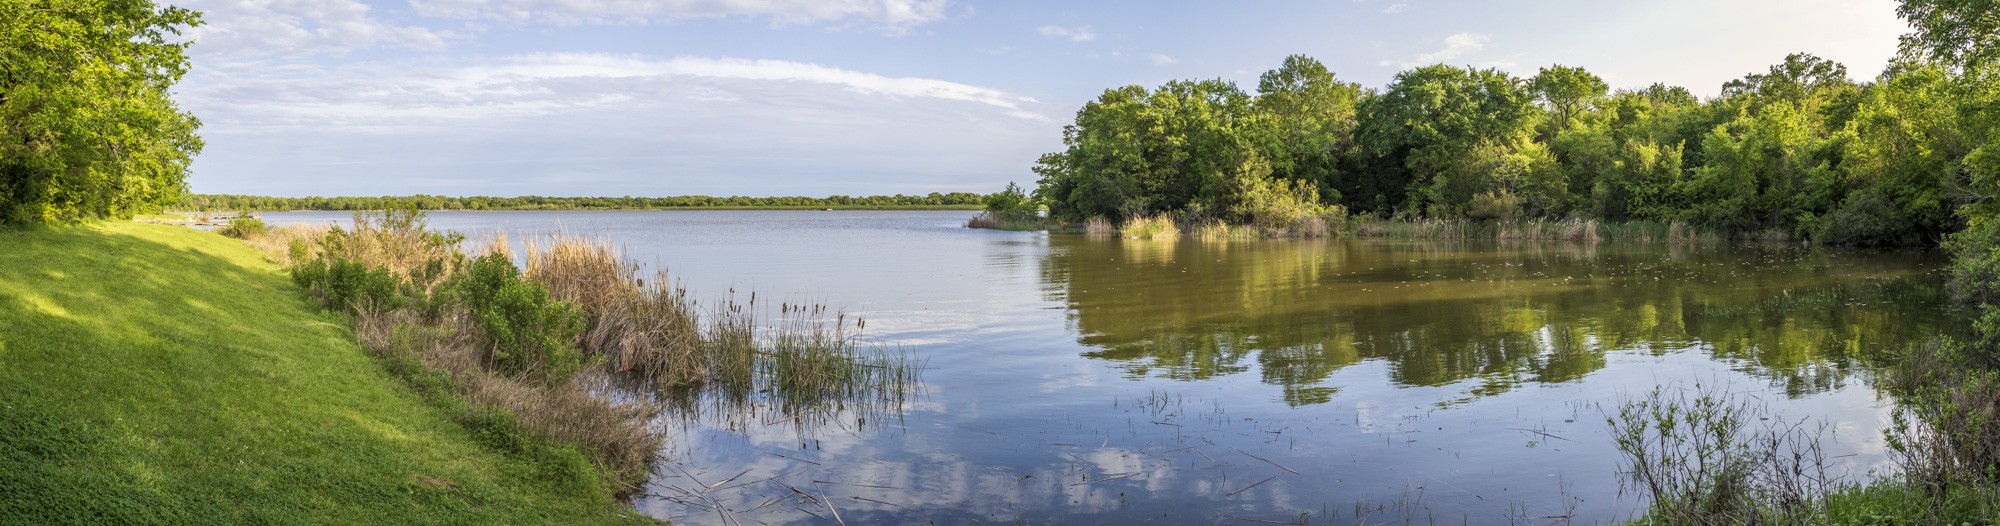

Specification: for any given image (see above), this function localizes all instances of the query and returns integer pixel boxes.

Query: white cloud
[408,0,954,32]
[1037,24,1097,42]
[1383,4,1409,14]
[1147,53,1177,65]
[1389,32,1491,69]
[177,52,1058,196]
[180,0,452,56]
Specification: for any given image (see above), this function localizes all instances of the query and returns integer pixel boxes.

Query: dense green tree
[1354,65,1546,216]
[1530,65,1609,135]
[0,0,203,225]
[1249,55,1364,200]
[1035,80,1267,221]
[1897,0,2000,70]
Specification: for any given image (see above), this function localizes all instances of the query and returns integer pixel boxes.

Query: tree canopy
[0,0,203,225]
[1018,39,1998,248]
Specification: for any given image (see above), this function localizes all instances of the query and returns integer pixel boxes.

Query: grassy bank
[0,222,653,525]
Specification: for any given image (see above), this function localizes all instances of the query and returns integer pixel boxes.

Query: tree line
[178,193,985,212]
[1021,10,1998,248]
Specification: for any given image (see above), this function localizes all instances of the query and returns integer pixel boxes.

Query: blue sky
[175,0,1909,197]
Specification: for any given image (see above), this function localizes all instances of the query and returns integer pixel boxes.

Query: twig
[851,496,900,507]
[813,481,847,526]
[1235,448,1300,475]
[770,452,823,466]
[1507,427,1574,442]
[1226,476,1278,497]
[703,469,753,493]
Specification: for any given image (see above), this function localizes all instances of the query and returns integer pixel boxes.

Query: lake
[264,209,1963,524]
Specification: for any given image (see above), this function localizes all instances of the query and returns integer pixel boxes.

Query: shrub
[216,212,266,239]
[982,182,1038,218]
[291,257,403,312]
[1816,191,1916,246]
[1466,190,1524,222]
[451,253,590,385]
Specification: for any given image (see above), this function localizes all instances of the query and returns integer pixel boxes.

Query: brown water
[265,210,1965,524]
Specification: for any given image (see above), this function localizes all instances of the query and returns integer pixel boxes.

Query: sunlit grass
[0,223,652,524]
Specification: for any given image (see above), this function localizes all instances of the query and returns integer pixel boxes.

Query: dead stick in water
[813,481,847,526]
[850,496,900,507]
[1235,448,1300,475]
[703,469,753,493]
[1226,476,1279,497]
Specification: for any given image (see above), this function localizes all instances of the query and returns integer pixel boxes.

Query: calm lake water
[266,210,1964,524]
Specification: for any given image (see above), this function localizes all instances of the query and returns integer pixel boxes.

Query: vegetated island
[953,1,2000,522]
[176,193,986,212]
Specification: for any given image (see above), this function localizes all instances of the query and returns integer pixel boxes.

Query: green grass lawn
[0,222,655,525]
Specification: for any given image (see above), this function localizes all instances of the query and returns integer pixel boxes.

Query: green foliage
[0,223,651,524]
[216,212,265,239]
[0,0,204,226]
[1356,64,1544,215]
[1897,0,2000,70]
[1466,190,1524,222]
[1230,154,1333,232]
[1251,55,1363,199]
[291,257,404,312]
[451,254,590,385]
[1816,191,1918,246]
[982,182,1037,218]
[1531,64,1609,134]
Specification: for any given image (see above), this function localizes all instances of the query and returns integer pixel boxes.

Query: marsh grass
[352,311,663,490]
[965,211,1056,231]
[524,234,706,387]
[1120,213,1180,239]
[512,233,922,435]
[1084,216,1117,237]
[1192,219,1257,241]
[240,223,330,265]
[1352,218,1474,240]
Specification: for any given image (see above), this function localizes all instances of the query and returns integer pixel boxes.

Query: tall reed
[523,234,706,387]
[1084,216,1117,237]
[1120,213,1180,239]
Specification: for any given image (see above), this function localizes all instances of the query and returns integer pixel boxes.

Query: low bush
[451,253,591,385]
[216,212,265,239]
[1816,191,1917,247]
[291,257,403,313]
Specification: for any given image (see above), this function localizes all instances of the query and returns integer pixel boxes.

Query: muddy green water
[265,210,1964,524]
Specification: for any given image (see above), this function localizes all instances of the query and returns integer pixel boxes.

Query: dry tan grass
[352,310,663,491]
[1120,213,1180,240]
[1083,216,1116,237]
[240,223,331,265]
[523,234,706,387]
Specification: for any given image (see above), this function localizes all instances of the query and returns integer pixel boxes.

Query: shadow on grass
[0,224,646,525]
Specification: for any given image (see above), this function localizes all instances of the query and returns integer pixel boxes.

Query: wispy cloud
[1380,33,1490,68]
[178,51,1060,195]
[1037,24,1097,42]
[1383,4,1409,14]
[1148,53,1178,65]
[408,0,955,32]
[181,0,454,57]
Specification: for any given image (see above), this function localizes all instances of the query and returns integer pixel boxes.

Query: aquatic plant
[1120,213,1180,240]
